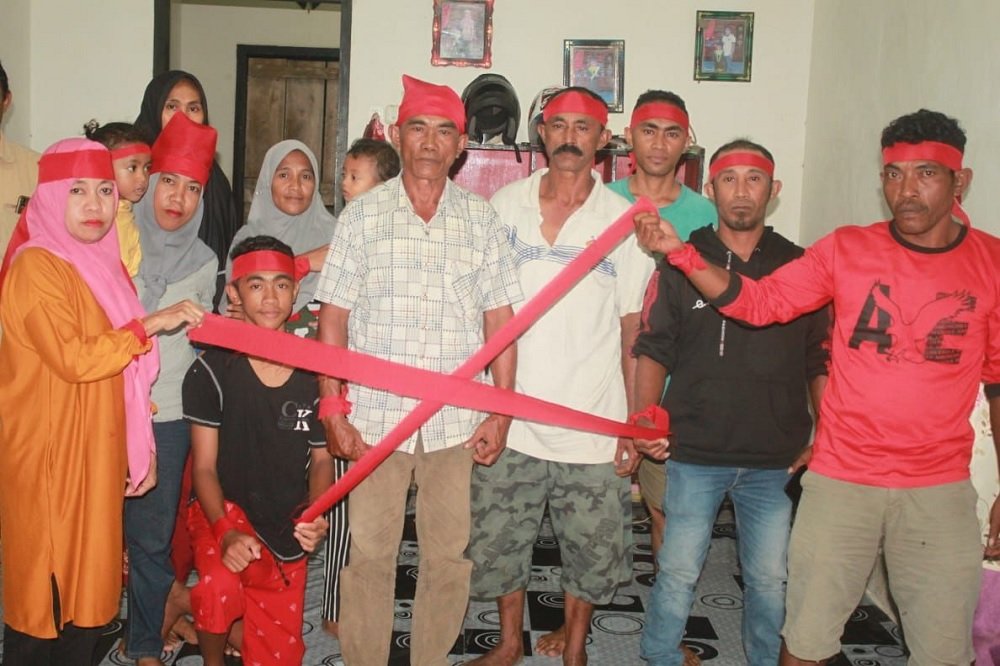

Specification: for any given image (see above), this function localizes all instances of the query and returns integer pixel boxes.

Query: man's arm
[190,423,262,572]
[614,312,642,476]
[317,303,370,461]
[463,304,516,466]
[633,212,731,299]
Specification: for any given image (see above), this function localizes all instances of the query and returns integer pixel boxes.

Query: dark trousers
[2,623,102,666]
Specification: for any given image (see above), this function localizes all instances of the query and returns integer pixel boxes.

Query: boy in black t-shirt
[182,235,333,666]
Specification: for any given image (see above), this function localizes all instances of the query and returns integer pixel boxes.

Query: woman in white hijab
[222,140,335,324]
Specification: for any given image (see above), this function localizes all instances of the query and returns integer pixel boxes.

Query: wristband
[211,515,238,543]
[121,318,149,345]
[628,404,670,434]
[318,384,352,419]
[666,243,707,275]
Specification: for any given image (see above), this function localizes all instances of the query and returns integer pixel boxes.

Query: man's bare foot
[534,625,566,657]
[464,641,523,665]
[135,658,165,666]
[322,618,339,638]
[164,615,198,652]
[682,644,702,665]
[161,580,192,646]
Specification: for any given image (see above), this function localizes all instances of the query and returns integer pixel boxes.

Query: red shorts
[188,500,307,666]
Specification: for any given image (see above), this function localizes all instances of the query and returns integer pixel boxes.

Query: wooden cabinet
[450,143,705,200]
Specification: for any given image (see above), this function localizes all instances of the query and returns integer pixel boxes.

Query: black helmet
[461,74,520,146]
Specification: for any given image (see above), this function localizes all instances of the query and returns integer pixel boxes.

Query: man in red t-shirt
[633,109,1000,665]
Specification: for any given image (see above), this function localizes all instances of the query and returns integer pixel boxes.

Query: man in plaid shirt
[315,75,522,666]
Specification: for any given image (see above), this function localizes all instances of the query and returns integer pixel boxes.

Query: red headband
[708,151,775,180]
[630,102,689,132]
[110,143,152,161]
[543,90,609,127]
[38,149,114,183]
[881,141,963,171]
[231,251,310,283]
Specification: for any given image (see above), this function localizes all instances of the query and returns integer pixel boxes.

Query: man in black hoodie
[633,139,829,666]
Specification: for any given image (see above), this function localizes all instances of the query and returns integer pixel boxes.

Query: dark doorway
[234,46,340,222]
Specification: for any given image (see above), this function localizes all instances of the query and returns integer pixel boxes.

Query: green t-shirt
[606,177,716,241]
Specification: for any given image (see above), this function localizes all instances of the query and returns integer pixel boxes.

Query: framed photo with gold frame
[431,0,494,68]
[694,10,754,82]
[562,39,625,113]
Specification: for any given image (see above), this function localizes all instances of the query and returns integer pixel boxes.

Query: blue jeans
[641,462,792,666]
[123,419,190,658]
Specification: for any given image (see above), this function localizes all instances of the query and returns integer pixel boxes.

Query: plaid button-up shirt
[316,175,522,453]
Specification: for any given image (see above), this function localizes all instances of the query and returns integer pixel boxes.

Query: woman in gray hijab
[222,140,336,328]
[125,114,219,664]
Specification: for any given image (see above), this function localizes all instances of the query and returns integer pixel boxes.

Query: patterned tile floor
[1,501,908,665]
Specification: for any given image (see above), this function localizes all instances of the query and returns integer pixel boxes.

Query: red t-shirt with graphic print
[713,221,1000,488]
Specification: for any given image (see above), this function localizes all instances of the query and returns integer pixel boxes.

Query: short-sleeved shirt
[183,349,324,560]
[315,175,522,453]
[0,132,39,258]
[606,178,716,243]
[491,169,656,464]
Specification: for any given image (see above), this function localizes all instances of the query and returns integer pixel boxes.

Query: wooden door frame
[152,0,353,218]
[233,45,342,220]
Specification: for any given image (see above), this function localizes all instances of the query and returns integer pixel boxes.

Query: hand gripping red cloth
[189,199,664,523]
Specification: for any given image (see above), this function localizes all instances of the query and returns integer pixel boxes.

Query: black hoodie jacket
[633,225,830,468]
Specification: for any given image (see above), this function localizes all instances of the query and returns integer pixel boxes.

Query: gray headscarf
[223,140,336,311]
[134,173,216,312]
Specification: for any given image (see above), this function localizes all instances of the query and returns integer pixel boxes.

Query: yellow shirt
[116,199,143,277]
[0,131,40,257]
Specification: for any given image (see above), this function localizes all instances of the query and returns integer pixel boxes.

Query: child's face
[270,150,316,216]
[113,148,152,204]
[225,270,298,331]
[64,178,116,244]
[153,172,203,231]
[341,154,381,203]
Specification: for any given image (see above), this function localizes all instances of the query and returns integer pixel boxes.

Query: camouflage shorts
[467,447,632,605]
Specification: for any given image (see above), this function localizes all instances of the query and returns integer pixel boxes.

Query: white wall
[349,0,816,240]
[801,0,1000,242]
[171,1,341,178]
[26,0,154,151]
[0,0,33,146]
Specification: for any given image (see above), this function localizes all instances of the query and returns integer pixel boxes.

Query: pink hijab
[14,138,159,489]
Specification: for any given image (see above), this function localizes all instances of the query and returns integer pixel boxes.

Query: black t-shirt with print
[183,348,323,560]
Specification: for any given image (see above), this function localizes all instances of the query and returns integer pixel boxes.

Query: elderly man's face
[391,115,467,182]
[537,111,610,174]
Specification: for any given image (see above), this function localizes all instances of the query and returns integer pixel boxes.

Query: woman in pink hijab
[0,138,203,665]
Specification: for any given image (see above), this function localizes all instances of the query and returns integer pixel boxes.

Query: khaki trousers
[340,438,474,666]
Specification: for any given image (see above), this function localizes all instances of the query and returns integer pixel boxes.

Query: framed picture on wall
[431,0,494,68]
[562,39,625,113]
[694,11,754,82]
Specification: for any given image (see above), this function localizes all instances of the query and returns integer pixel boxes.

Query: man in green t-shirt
[607,90,716,567]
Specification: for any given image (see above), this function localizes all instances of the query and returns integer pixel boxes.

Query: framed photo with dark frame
[431,0,494,68]
[694,11,754,82]
[562,39,625,113]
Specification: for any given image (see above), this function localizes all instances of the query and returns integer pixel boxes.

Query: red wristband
[121,318,149,345]
[666,243,707,275]
[318,384,352,419]
[628,404,671,434]
[211,515,238,543]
